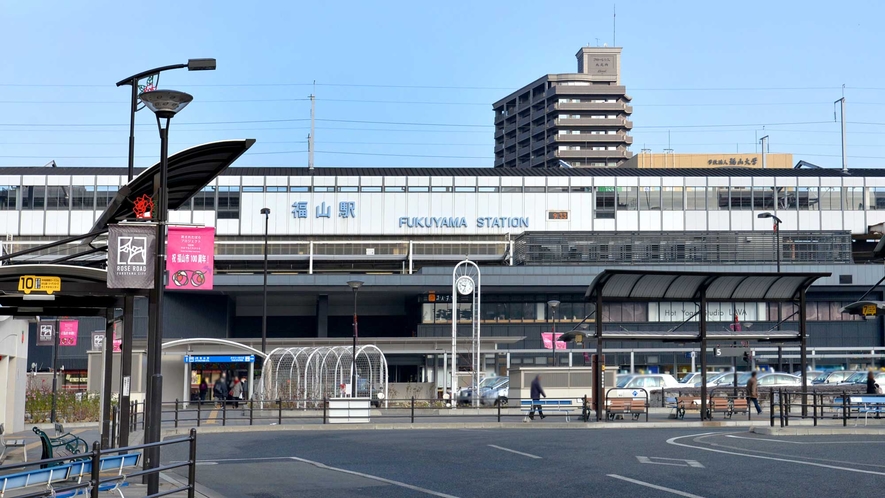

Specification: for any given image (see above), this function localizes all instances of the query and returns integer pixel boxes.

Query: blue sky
[1,0,883,168]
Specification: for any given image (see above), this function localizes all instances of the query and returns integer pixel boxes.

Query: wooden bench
[0,452,140,498]
[849,395,885,426]
[519,399,579,422]
[673,396,701,420]
[606,398,647,421]
[731,398,750,418]
[33,426,87,466]
[708,397,733,419]
[0,423,26,464]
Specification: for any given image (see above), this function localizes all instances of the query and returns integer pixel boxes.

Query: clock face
[456,276,475,295]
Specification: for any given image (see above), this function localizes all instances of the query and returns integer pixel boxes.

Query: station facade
[2,165,884,388]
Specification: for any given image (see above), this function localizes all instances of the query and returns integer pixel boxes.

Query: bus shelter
[561,270,829,421]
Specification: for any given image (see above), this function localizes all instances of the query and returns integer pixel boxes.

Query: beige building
[623,152,794,169]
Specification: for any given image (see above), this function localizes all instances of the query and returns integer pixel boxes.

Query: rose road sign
[107,224,156,289]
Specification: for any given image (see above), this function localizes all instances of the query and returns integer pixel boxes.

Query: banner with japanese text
[166,227,215,290]
[107,224,156,289]
[59,320,78,346]
[541,332,567,350]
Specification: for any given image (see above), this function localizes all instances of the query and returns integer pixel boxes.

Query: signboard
[37,322,55,346]
[18,275,61,295]
[541,332,568,350]
[166,227,215,290]
[107,224,156,289]
[649,302,766,322]
[184,355,255,363]
[59,320,78,347]
[862,304,877,317]
[92,329,121,352]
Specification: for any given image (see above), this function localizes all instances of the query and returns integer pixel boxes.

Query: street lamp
[347,280,364,397]
[260,208,271,354]
[116,59,216,182]
[548,300,560,366]
[139,88,192,495]
[757,212,783,273]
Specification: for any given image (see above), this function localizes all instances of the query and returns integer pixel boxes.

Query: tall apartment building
[493,47,633,168]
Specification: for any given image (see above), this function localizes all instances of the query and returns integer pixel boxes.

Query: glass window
[96,186,116,208]
[337,186,358,192]
[501,186,522,193]
[22,186,44,210]
[313,186,334,192]
[71,185,95,210]
[0,186,19,210]
[266,186,288,192]
[45,186,69,210]
[797,187,819,210]
[290,186,311,192]
[242,186,263,193]
[661,187,683,210]
[639,187,661,210]
[616,187,637,210]
[710,187,727,211]
[868,187,885,210]
[596,187,615,218]
[843,187,864,210]
[524,187,545,193]
[384,186,405,192]
[685,187,705,210]
[361,186,382,193]
[455,186,476,193]
[752,187,777,209]
[820,187,842,210]
[431,186,451,192]
[408,186,429,192]
[729,187,753,210]
[217,186,240,219]
[193,187,216,210]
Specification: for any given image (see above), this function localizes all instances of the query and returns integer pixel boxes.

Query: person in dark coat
[199,379,208,402]
[213,374,228,408]
[529,375,546,420]
[867,371,879,394]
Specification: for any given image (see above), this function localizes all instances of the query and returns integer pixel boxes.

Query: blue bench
[519,399,579,422]
[849,395,885,426]
[0,452,139,498]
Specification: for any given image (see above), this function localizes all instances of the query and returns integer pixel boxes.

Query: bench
[849,395,885,426]
[731,398,750,418]
[606,398,647,421]
[33,426,88,466]
[0,423,26,464]
[520,399,579,422]
[0,452,140,498]
[708,397,733,419]
[671,396,701,420]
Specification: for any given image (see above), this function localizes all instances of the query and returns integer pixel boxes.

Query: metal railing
[0,428,197,498]
[769,387,880,428]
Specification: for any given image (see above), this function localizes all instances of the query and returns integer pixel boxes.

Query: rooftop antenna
[613,4,617,46]
[595,38,600,47]
[834,84,847,173]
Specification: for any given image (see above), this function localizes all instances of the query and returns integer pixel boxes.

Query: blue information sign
[184,355,255,364]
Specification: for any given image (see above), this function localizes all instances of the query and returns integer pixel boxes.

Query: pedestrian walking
[199,379,208,402]
[529,375,546,420]
[231,378,243,408]
[747,371,762,414]
[214,374,228,408]
[866,371,879,395]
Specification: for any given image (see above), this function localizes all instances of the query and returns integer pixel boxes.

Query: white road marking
[289,456,460,498]
[607,474,706,498]
[668,433,885,476]
[637,456,704,468]
[725,435,885,444]
[487,444,543,459]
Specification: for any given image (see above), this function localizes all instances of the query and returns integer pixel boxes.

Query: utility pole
[835,88,847,173]
[760,135,769,169]
[308,83,315,170]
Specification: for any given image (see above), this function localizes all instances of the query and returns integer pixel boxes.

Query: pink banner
[166,227,215,290]
[113,321,122,352]
[541,332,567,350]
[59,320,78,347]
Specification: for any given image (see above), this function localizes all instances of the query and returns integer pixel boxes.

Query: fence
[768,388,881,428]
[0,428,197,498]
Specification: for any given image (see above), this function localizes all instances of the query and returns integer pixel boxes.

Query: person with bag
[213,374,228,408]
[231,378,243,408]
[529,375,546,420]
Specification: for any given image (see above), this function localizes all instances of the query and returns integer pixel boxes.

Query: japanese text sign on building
[292,201,356,219]
[166,227,215,290]
[18,275,61,295]
[707,157,758,166]
[37,322,54,346]
[184,355,255,363]
[59,320,78,347]
[108,224,156,289]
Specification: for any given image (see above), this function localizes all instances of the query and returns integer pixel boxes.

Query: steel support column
[101,307,115,449]
[800,290,808,417]
[699,288,708,421]
[595,292,604,421]
[119,294,134,447]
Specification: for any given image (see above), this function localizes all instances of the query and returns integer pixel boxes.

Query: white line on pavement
[667,433,885,476]
[487,444,543,459]
[289,456,460,498]
[725,435,885,444]
[607,474,706,498]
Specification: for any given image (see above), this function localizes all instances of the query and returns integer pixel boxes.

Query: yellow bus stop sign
[18,275,61,295]
[862,304,878,317]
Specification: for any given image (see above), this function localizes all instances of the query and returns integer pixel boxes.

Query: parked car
[457,376,509,406]
[734,372,803,388]
[679,372,703,385]
[811,370,858,385]
[838,371,885,387]
[692,371,735,387]
[609,374,681,398]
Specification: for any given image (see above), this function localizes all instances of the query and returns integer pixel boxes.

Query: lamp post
[758,212,784,371]
[139,89,193,495]
[347,280,364,397]
[548,300,560,366]
[260,208,271,354]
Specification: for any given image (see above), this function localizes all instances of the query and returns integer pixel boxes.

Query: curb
[752,425,885,436]
[31,422,100,431]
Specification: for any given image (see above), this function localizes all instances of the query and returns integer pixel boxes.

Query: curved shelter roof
[90,139,255,233]
[0,264,121,317]
[585,269,829,303]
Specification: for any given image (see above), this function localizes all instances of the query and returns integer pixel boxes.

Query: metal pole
[50,320,59,423]
[838,97,848,173]
[799,289,808,417]
[119,294,133,446]
[308,93,315,170]
[760,135,768,169]
[551,309,556,366]
[146,119,171,495]
[127,80,137,183]
[595,292,604,421]
[351,287,358,398]
[700,288,708,421]
[261,210,269,354]
[101,308,114,449]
